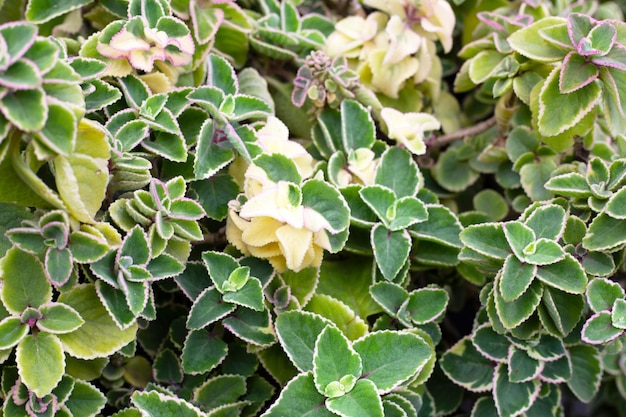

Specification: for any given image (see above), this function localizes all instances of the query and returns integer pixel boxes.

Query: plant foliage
[1,0,626,416]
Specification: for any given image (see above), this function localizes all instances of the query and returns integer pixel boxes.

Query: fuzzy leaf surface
[353,331,432,394]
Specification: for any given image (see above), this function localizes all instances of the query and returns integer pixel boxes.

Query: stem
[427,116,497,148]
[8,129,65,210]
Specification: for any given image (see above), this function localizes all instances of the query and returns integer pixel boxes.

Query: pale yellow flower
[416,0,455,53]
[255,116,314,179]
[225,181,334,272]
[361,0,455,53]
[231,116,315,195]
[365,47,419,98]
[380,107,440,154]
[325,13,388,59]
[337,148,380,187]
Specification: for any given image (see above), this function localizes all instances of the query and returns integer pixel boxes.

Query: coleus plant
[3,0,626,416]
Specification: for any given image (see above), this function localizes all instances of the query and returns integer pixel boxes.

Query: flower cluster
[325,0,455,98]
[226,117,349,272]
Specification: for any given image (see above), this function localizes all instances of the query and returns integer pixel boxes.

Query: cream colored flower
[231,116,316,195]
[97,20,194,73]
[365,47,419,98]
[337,148,380,186]
[255,117,314,180]
[226,181,334,273]
[325,13,388,59]
[416,0,455,53]
[361,0,455,53]
[380,107,440,154]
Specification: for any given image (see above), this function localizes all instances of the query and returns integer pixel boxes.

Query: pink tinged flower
[381,107,440,155]
[109,28,151,52]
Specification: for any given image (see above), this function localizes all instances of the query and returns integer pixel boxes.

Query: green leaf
[388,197,428,232]
[567,344,602,403]
[231,95,272,122]
[538,67,602,137]
[499,255,536,301]
[612,299,626,329]
[507,17,568,62]
[191,174,240,221]
[318,258,382,320]
[36,103,77,157]
[535,254,587,294]
[460,223,510,259]
[253,153,302,185]
[559,53,598,94]
[519,158,557,201]
[275,310,336,372]
[16,333,64,397]
[360,185,396,224]
[469,50,505,83]
[494,280,542,329]
[581,311,622,344]
[181,329,228,375]
[313,325,362,397]
[473,189,508,221]
[605,186,626,219]
[261,372,334,417]
[301,179,350,235]
[538,287,584,338]
[131,391,205,417]
[405,287,448,324]
[57,284,138,359]
[471,397,498,417]
[326,379,383,417]
[186,286,236,329]
[503,221,535,261]
[194,374,247,411]
[374,147,420,198]
[370,281,409,321]
[353,331,432,394]
[206,54,238,96]
[1,247,51,313]
[38,302,84,334]
[586,278,625,313]
[525,333,565,361]
[341,100,375,151]
[493,363,540,417]
[0,59,40,89]
[432,146,479,192]
[522,239,565,265]
[305,294,368,341]
[64,379,106,417]
[508,348,542,382]
[471,324,509,362]
[223,308,276,346]
[523,204,566,241]
[194,119,235,179]
[583,213,626,251]
[25,0,93,22]
[582,252,615,277]
[540,354,571,384]
[371,225,411,281]
[544,172,590,197]
[409,204,463,248]
[279,267,319,309]
[222,278,265,311]
[0,316,28,350]
[0,88,47,132]
[0,22,37,59]
[440,337,494,393]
